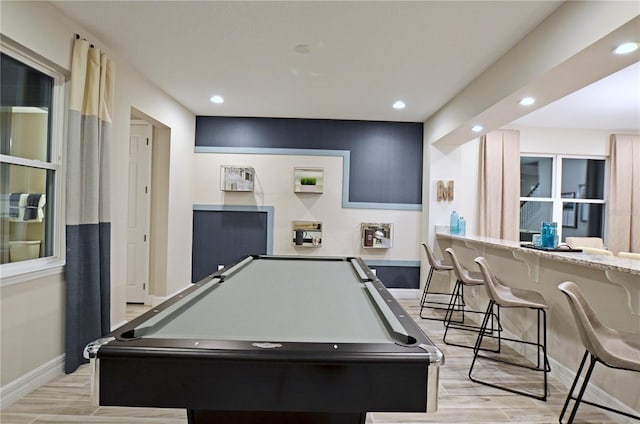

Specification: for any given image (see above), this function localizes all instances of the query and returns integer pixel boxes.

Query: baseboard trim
[111,320,127,331]
[388,288,420,299]
[150,284,192,307]
[0,354,64,408]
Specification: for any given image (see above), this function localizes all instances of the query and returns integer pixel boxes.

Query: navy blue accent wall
[192,210,268,282]
[370,266,420,289]
[195,116,423,205]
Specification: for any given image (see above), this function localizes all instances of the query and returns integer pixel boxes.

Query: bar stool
[558,281,640,423]
[470,257,550,401]
[442,248,500,349]
[419,243,455,321]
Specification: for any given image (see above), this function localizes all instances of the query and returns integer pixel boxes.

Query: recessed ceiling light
[392,100,406,109]
[519,97,536,106]
[471,125,483,133]
[210,95,224,104]
[613,42,639,55]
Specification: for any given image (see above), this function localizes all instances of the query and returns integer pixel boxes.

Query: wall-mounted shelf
[221,166,255,192]
[294,167,323,194]
[292,221,322,247]
[361,223,393,248]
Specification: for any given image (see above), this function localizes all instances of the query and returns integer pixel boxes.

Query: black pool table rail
[86,255,443,363]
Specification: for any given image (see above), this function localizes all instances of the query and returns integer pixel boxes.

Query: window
[1,42,65,281]
[520,155,606,243]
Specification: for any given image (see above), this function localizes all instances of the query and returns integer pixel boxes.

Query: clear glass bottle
[458,216,466,236]
[450,210,459,234]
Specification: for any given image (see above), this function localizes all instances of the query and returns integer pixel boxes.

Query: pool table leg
[187,409,367,423]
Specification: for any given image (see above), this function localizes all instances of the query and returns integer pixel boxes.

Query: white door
[126,121,152,303]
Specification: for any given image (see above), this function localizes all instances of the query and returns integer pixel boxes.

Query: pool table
[85,255,443,424]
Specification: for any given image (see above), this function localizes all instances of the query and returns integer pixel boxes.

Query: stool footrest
[419,263,456,322]
[468,301,549,402]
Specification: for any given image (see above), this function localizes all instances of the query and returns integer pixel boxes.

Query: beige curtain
[479,130,520,240]
[607,134,640,254]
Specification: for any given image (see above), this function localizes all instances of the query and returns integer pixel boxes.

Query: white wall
[114,65,195,302]
[428,139,481,236]
[0,274,64,386]
[418,136,480,290]
[149,126,171,298]
[0,0,195,389]
[194,153,421,261]
[517,127,611,156]
[420,126,619,290]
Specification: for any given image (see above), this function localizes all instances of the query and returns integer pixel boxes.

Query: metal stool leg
[442,280,464,328]
[559,350,640,423]
[419,268,434,309]
[469,304,549,401]
[559,351,591,424]
[419,267,455,321]
[443,284,500,350]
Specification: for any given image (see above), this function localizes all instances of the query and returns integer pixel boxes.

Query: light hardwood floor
[1,298,623,424]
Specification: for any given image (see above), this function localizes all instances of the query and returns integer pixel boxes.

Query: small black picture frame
[561,192,577,228]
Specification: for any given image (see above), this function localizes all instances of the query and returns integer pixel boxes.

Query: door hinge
[145,186,148,194]
[143,282,146,290]
[146,138,149,145]
[144,234,147,242]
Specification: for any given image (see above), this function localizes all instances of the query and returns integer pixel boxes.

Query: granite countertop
[435,226,640,277]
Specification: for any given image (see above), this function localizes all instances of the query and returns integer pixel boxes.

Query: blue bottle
[458,216,466,236]
[541,221,558,248]
[450,210,459,235]
[541,222,550,248]
[550,222,558,248]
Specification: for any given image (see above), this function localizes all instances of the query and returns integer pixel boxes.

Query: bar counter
[435,226,640,277]
[434,227,639,415]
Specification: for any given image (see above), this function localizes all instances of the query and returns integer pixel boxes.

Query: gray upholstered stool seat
[442,248,500,349]
[601,333,640,370]
[492,282,548,309]
[469,256,550,401]
[558,281,640,423]
[419,243,454,321]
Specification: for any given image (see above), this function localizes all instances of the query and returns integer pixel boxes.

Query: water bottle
[450,210,459,235]
[541,221,558,248]
[541,222,551,248]
[458,216,466,236]
[550,222,558,248]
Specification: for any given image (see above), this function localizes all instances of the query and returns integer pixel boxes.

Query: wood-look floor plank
[370,408,512,423]
[93,406,187,419]
[0,413,38,424]
[32,415,186,424]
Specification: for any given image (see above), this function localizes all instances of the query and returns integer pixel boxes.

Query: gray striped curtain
[65,38,114,374]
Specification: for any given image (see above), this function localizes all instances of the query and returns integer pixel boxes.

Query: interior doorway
[125,108,171,307]
[126,119,153,303]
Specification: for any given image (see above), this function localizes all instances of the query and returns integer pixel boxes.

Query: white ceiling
[51,1,639,131]
[513,61,640,130]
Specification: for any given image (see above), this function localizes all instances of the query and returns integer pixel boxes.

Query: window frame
[520,153,608,242]
[1,39,66,285]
